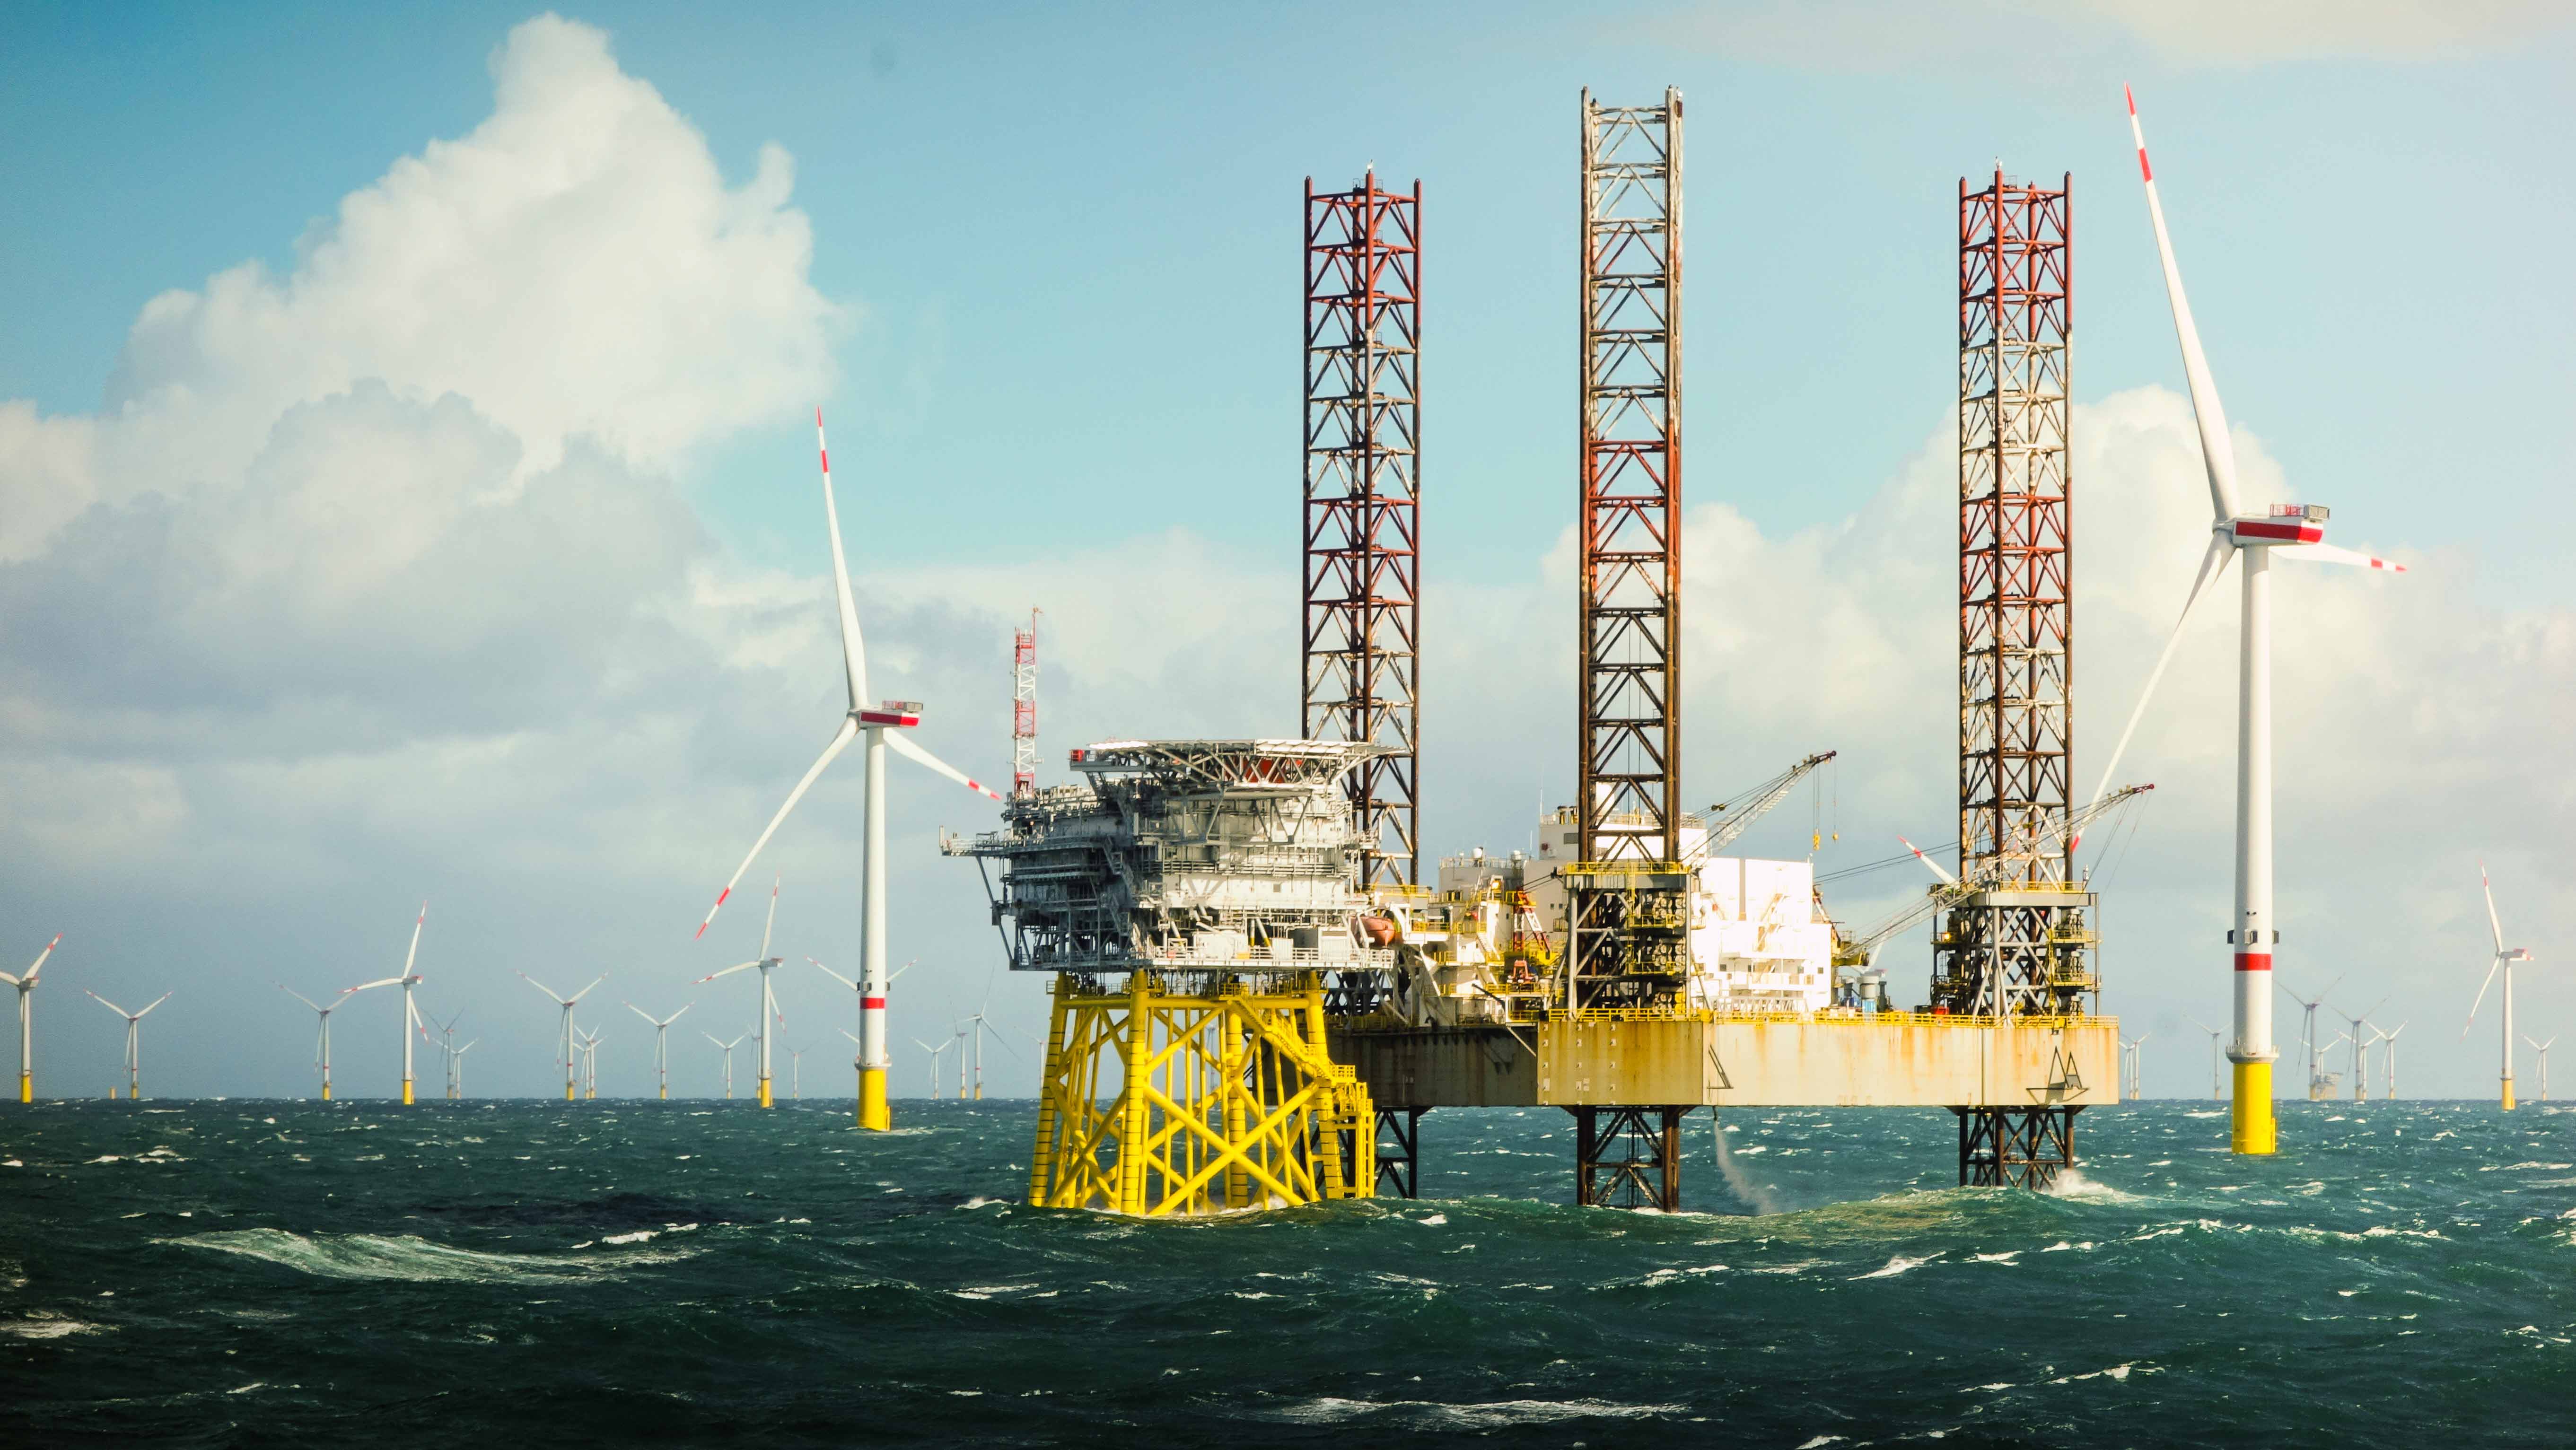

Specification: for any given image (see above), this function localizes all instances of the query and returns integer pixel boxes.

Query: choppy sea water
[3,1097,2570,1447]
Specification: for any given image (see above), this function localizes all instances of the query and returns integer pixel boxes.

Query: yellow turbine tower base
[321,1084,332,1101]
[2231,1061,2277,1154]
[18,1073,29,1104]
[2502,1075,2516,1112]
[859,1067,890,1130]
[1027,971,1375,1216]
[759,1078,774,1109]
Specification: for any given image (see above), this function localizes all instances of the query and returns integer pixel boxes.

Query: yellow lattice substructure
[1028,971,1375,1215]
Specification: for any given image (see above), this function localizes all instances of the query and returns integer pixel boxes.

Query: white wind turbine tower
[2337,996,2387,1103]
[2278,974,2344,1101]
[697,875,787,1108]
[451,1038,481,1098]
[789,1045,807,1101]
[575,1028,603,1099]
[811,956,913,1118]
[2119,1034,2149,1101]
[694,411,1004,1133]
[275,983,347,1101]
[343,904,429,1105]
[2524,1034,2557,1103]
[959,971,1015,1102]
[2186,1016,2225,1100]
[912,1035,951,1100]
[626,1001,692,1101]
[82,990,171,1100]
[432,1011,464,1100]
[2372,1021,2408,1101]
[2,934,62,1103]
[2463,863,2538,1110]
[706,1032,745,1100]
[517,971,608,1102]
[2090,88,2409,1156]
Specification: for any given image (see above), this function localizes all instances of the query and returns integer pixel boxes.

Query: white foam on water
[2046,1362,2157,1385]
[1417,1213,1447,1226]
[3,1312,111,1339]
[1273,1396,1687,1428]
[1970,1251,2020,1265]
[1852,1252,1940,1280]
[165,1228,689,1284]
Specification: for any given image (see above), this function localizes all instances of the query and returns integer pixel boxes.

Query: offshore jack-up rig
[949,89,2139,1215]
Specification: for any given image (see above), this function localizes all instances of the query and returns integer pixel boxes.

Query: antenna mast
[1012,609,1040,798]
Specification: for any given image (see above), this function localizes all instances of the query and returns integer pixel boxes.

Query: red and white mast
[1012,610,1040,798]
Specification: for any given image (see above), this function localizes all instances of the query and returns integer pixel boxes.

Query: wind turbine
[343,904,429,1104]
[2525,1034,2558,1103]
[275,983,347,1101]
[82,990,171,1100]
[811,956,913,1121]
[959,971,1017,1102]
[2375,1021,2406,1100]
[517,971,607,1102]
[451,1038,481,1098]
[697,875,786,1108]
[692,411,1005,1133]
[2463,863,2538,1110]
[1,934,62,1102]
[789,1045,806,1101]
[2337,996,2388,1103]
[912,1035,951,1100]
[625,1001,692,1101]
[2185,1016,2225,1100]
[2089,89,2409,1156]
[953,1019,973,1100]
[2278,974,2343,1102]
[2119,1034,2150,1101]
[706,1032,745,1100]
[575,1028,603,1099]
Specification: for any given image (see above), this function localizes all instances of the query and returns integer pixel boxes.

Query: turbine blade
[698,717,861,939]
[84,990,130,1017]
[760,874,781,962]
[2127,84,2239,523]
[2481,863,2506,955]
[345,977,403,993]
[668,1003,693,1025]
[1897,836,1955,885]
[277,984,323,1012]
[886,729,1007,802]
[891,958,917,982]
[134,993,171,1019]
[626,1002,657,1025]
[696,961,762,985]
[2077,532,2234,847]
[401,902,427,978]
[23,933,62,983]
[2275,542,2406,573]
[816,410,869,713]
[569,975,608,1004]
[2462,957,2503,1038]
[808,956,857,990]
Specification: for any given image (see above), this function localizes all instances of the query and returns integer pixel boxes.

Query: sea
[2,1097,2569,1447]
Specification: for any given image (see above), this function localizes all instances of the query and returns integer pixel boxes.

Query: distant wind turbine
[913,1035,952,1100]
[2463,863,2538,1110]
[1,934,63,1102]
[275,983,347,1101]
[343,904,429,1105]
[625,1001,693,1101]
[697,875,786,1108]
[692,411,1005,1133]
[2185,1017,2224,1101]
[706,1031,745,1100]
[2525,1033,2558,1103]
[517,970,607,1102]
[451,1038,481,1098]
[82,989,172,1100]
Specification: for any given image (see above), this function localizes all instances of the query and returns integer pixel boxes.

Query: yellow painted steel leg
[1028,986,1069,1203]
[18,1073,29,1104]
[2230,1060,2276,1154]
[859,1066,890,1131]
[759,1077,773,1109]
[565,1082,576,1102]
[320,1083,331,1101]
[402,1078,414,1106]
[2502,1075,2516,1112]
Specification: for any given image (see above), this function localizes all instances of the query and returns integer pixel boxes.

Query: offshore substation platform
[946,89,2129,1215]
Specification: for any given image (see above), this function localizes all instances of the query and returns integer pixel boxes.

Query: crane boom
[1836,784,2154,967]
[1689,751,1837,863]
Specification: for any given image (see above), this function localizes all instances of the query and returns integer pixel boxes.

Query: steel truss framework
[1374,1106,1425,1198]
[1570,1105,1685,1211]
[1951,1104,2081,1189]
[1304,174,1422,887]
[1568,91,1691,1017]
[1011,611,1039,797]
[1577,89,1683,866]
[1940,170,2087,1017]
[1027,971,1376,1215]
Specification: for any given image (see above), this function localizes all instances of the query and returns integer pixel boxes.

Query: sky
[1,1,2570,1105]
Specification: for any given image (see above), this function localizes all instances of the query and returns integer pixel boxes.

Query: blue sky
[1,3,2569,1104]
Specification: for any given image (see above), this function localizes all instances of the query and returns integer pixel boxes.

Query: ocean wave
[1269,1396,1687,1428]
[3,1311,111,1339]
[162,1229,685,1284]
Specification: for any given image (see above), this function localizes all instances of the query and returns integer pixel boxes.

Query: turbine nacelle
[2228,505,2328,546]
[856,702,922,729]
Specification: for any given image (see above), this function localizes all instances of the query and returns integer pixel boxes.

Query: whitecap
[1852,1253,1940,1280]
[3,1312,110,1339]
[1417,1213,1447,1227]
[164,1229,683,1284]
[1271,1397,1686,1428]
[1970,1251,2020,1265]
